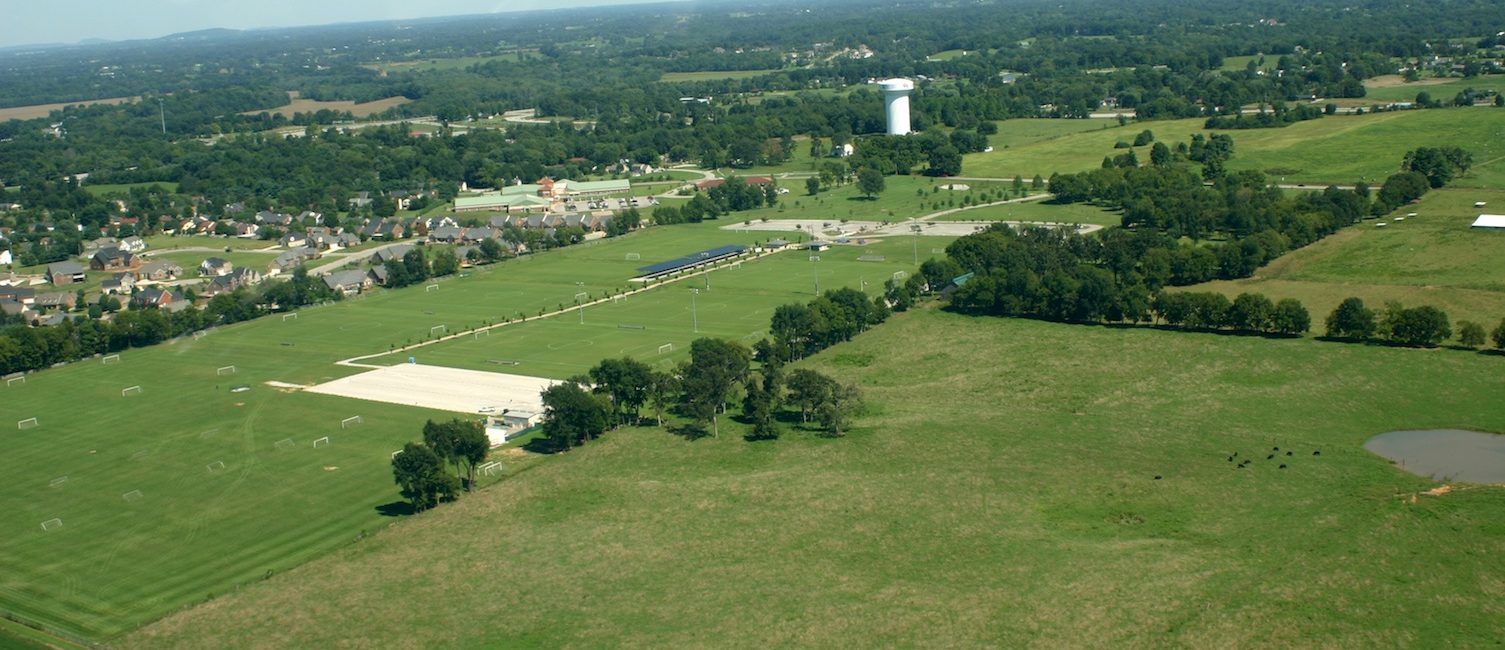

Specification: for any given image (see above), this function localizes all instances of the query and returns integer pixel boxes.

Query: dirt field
[1364,75,1455,89]
[0,96,137,121]
[304,363,558,414]
[245,91,411,118]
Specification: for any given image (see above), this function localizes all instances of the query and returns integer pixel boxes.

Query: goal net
[17,417,38,430]
[40,518,62,532]
[6,376,24,387]
[574,292,589,303]
[426,284,439,292]
[121,385,143,397]
[341,416,363,429]
[274,438,295,451]
[193,330,208,340]
[49,476,67,488]
[101,354,121,365]
[892,271,909,281]
[480,461,503,476]
[611,294,624,303]
[313,436,331,448]
[474,329,490,339]
[282,313,298,321]
[430,325,447,336]
[625,253,641,261]
[657,343,674,355]
[216,365,236,376]
[206,460,226,472]
[121,490,144,503]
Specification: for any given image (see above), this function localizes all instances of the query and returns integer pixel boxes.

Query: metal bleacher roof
[636,245,748,277]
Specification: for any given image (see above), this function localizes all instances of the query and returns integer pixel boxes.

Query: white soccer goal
[808,255,821,262]
[49,476,68,488]
[932,248,945,254]
[206,460,226,472]
[216,365,236,376]
[426,284,440,292]
[480,461,503,476]
[430,325,447,336]
[101,354,121,365]
[625,253,641,261]
[121,385,143,397]
[892,271,909,281]
[282,313,298,322]
[17,417,39,430]
[574,291,589,303]
[474,329,490,339]
[274,438,295,451]
[390,449,404,459]
[313,436,331,448]
[131,449,149,461]
[657,343,674,355]
[341,416,363,429]
[6,376,24,387]
[611,294,624,304]
[121,489,144,503]
[192,330,208,340]
[40,518,62,532]
[731,261,742,269]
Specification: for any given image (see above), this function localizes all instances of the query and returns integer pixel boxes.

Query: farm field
[986,117,1121,149]
[0,96,137,122]
[742,175,1011,224]
[964,108,1505,188]
[124,307,1505,648]
[243,92,411,119]
[82,182,179,197]
[930,199,1122,227]
[1183,187,1505,326]
[659,69,781,82]
[361,51,535,74]
[0,220,913,642]
[1362,75,1505,103]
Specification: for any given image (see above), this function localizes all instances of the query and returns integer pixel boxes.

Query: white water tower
[879,78,914,135]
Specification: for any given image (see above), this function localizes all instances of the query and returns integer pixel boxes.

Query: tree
[856,167,885,199]
[540,381,613,451]
[1325,297,1375,339]
[1150,141,1172,167]
[1456,320,1486,348]
[1492,317,1505,350]
[1227,292,1275,332]
[422,419,462,479]
[805,176,821,196]
[926,145,962,177]
[742,365,782,441]
[391,442,458,512]
[451,420,490,490]
[1382,304,1451,347]
[589,357,654,423]
[785,368,836,423]
[645,369,679,426]
[431,248,460,277]
[1133,129,1155,146]
[816,382,861,437]
[679,338,751,437]
[1271,298,1311,335]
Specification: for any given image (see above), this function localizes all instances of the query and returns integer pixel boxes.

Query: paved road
[307,243,410,276]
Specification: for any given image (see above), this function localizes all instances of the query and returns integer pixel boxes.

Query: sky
[1,0,671,49]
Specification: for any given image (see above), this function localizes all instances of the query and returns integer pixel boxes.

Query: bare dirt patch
[1365,75,1454,89]
[0,96,138,122]
[244,91,411,119]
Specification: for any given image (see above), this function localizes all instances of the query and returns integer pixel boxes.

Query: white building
[1471,214,1505,230]
[879,78,915,136]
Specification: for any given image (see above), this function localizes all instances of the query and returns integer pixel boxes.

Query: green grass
[1183,187,1505,326]
[0,220,925,641]
[1362,75,1505,103]
[985,118,1123,150]
[926,49,974,61]
[83,182,179,197]
[930,198,1122,226]
[362,52,535,73]
[659,69,781,82]
[743,175,1010,223]
[122,307,1505,648]
[1219,54,1275,73]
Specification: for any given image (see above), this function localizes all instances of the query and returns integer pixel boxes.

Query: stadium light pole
[911,217,919,266]
[576,281,584,324]
[690,288,700,333]
[810,255,821,295]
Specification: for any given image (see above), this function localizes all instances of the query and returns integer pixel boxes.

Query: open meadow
[123,307,1505,648]
[0,220,926,642]
[1185,187,1505,326]
[930,199,1122,227]
[243,92,411,119]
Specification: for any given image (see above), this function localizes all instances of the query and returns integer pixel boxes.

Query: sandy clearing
[304,363,558,415]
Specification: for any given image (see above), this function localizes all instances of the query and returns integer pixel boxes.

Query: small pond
[1363,429,1505,483]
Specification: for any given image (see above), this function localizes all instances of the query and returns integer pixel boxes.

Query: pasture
[986,117,1121,150]
[1184,187,1505,326]
[659,69,781,82]
[123,307,1505,648]
[929,199,1122,226]
[0,219,918,642]
[0,96,137,122]
[746,175,1011,223]
[83,182,179,197]
[1362,75,1505,103]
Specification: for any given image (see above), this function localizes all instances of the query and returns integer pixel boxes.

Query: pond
[1363,429,1505,483]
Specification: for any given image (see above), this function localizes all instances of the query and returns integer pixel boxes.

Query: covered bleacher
[632,245,748,282]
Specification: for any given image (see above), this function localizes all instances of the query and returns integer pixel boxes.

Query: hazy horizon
[2,0,678,49]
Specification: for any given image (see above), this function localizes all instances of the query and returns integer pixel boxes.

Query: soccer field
[0,221,938,641]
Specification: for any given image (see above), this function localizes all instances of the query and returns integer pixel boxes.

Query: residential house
[299,210,324,223]
[279,232,308,249]
[132,288,176,308]
[0,285,37,304]
[90,247,139,271]
[322,270,372,295]
[47,261,87,285]
[119,236,147,253]
[203,267,261,296]
[33,292,77,311]
[372,244,415,266]
[366,265,390,286]
[269,247,319,274]
[0,299,32,322]
[199,257,233,276]
[233,222,259,238]
[138,260,183,281]
[361,218,405,240]
[255,211,294,227]
[101,272,137,295]
[428,225,465,243]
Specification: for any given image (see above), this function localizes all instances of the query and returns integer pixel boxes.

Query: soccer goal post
[625,252,641,261]
[474,329,490,339]
[274,438,295,451]
[390,449,404,459]
[40,518,62,532]
[17,417,39,430]
[216,365,236,376]
[574,292,589,303]
[282,312,298,321]
[892,271,909,281]
[6,376,24,387]
[657,343,674,355]
[313,436,331,448]
[101,354,121,365]
[192,330,208,340]
[121,385,143,397]
[480,461,503,476]
[49,476,67,488]
[206,460,226,472]
[611,294,623,303]
[430,325,447,336]
[121,489,144,503]
[341,416,363,429]
[426,284,440,292]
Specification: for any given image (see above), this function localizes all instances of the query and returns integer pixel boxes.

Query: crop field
[659,69,782,82]
[1184,187,1505,326]
[83,182,179,197]
[1362,75,1505,103]
[123,307,1505,648]
[930,199,1121,226]
[964,108,1505,188]
[0,220,923,642]
[361,51,536,74]
[0,96,137,122]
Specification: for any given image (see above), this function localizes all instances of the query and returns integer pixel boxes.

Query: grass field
[244,92,411,119]
[122,307,1505,648]
[0,96,137,122]
[986,117,1121,150]
[1183,187,1505,326]
[742,175,1010,223]
[930,199,1122,226]
[83,182,179,197]
[361,51,535,74]
[0,220,926,642]
[964,108,1505,188]
[1363,75,1505,103]
[659,69,781,82]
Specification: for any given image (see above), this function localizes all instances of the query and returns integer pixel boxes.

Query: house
[372,244,415,265]
[233,222,259,238]
[203,267,261,296]
[255,211,294,227]
[32,291,76,312]
[199,257,233,276]
[132,288,176,308]
[119,236,147,253]
[269,247,319,274]
[0,286,37,304]
[362,219,405,240]
[279,232,308,249]
[298,210,323,223]
[87,236,119,251]
[322,270,372,295]
[90,247,139,271]
[807,242,831,252]
[47,261,87,285]
[484,409,544,446]
[0,300,31,321]
[349,192,373,209]
[366,265,390,286]
[138,260,183,281]
[101,272,137,294]
[428,226,465,243]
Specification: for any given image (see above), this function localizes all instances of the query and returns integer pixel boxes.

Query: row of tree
[1324,297,1505,349]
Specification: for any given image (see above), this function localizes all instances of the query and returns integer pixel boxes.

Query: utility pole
[158,98,166,136]
[690,288,699,333]
[809,255,821,295]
